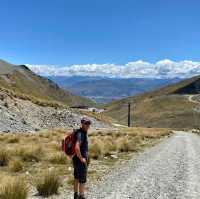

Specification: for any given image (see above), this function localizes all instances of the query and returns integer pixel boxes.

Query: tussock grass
[35,170,61,197]
[0,150,9,166]
[0,134,8,142]
[9,159,23,172]
[89,138,105,159]
[48,152,68,164]
[48,141,61,151]
[7,135,20,143]
[0,177,28,199]
[116,137,137,152]
[88,128,169,158]
[18,145,42,162]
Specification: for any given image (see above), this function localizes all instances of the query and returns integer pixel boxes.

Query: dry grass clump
[48,141,61,151]
[0,134,8,142]
[116,137,138,152]
[48,152,68,164]
[134,128,171,139]
[89,131,146,158]
[18,145,42,162]
[9,159,23,172]
[35,170,61,197]
[0,150,9,166]
[89,138,105,159]
[7,135,20,143]
[103,136,117,154]
[0,177,28,199]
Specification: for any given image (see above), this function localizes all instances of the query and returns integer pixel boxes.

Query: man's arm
[75,141,87,164]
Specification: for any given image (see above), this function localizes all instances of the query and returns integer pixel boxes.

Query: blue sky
[1,0,200,65]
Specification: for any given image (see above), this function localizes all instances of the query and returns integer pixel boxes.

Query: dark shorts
[72,156,87,183]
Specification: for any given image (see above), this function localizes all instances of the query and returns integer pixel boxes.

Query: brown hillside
[0,59,95,107]
[104,76,200,128]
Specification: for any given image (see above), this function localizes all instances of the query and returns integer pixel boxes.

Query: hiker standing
[73,118,91,199]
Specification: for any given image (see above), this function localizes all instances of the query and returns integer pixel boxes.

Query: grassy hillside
[104,76,200,128]
[0,60,95,107]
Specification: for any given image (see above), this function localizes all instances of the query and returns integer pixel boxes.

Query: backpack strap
[73,128,79,143]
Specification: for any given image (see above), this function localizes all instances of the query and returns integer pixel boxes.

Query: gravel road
[87,132,200,199]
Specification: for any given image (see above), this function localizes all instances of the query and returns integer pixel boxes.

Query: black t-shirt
[75,128,88,159]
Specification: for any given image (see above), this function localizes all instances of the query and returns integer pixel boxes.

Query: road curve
[188,95,200,105]
[88,132,200,199]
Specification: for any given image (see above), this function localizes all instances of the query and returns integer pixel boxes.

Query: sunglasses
[83,122,91,125]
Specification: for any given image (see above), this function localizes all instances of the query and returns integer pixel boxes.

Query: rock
[68,167,72,171]
[110,154,118,159]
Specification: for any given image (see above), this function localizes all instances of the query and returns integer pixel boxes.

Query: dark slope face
[173,78,200,94]
[0,60,95,107]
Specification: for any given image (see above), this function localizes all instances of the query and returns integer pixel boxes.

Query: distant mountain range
[49,76,181,103]
[0,59,95,107]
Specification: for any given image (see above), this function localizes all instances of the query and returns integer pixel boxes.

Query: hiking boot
[74,192,79,199]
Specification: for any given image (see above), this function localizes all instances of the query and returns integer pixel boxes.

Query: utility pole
[128,103,131,127]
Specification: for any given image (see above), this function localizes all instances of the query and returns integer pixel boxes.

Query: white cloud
[27,59,200,79]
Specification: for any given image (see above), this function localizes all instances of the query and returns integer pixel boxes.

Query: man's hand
[81,158,87,164]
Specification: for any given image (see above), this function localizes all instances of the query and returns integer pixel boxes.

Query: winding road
[188,95,200,105]
[88,132,200,199]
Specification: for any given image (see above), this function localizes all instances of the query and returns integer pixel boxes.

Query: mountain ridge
[104,75,200,128]
[49,76,181,103]
[0,59,95,107]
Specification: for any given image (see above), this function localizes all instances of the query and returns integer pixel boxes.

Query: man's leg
[74,179,79,199]
[79,183,85,198]
[73,158,79,199]
[78,163,87,199]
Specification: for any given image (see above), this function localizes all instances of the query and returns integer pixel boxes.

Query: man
[73,117,91,199]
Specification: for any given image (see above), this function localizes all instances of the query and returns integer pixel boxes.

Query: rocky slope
[0,89,107,133]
